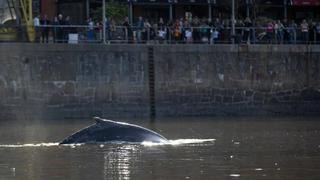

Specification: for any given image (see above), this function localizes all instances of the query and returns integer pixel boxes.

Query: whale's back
[60,117,168,144]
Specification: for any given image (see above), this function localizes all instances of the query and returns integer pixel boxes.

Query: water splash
[0,143,59,148]
[142,139,215,146]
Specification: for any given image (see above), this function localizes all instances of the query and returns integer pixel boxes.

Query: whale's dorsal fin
[93,117,106,124]
[93,117,117,125]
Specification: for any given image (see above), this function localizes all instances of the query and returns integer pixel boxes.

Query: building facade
[37,0,320,24]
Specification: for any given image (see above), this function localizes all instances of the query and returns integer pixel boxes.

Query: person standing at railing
[309,22,317,44]
[63,16,71,43]
[104,16,110,41]
[288,20,297,44]
[185,28,193,44]
[207,18,214,44]
[213,18,222,43]
[57,14,65,43]
[109,18,116,41]
[199,19,210,44]
[274,20,284,44]
[210,28,219,44]
[52,17,59,43]
[157,17,166,43]
[243,17,252,44]
[195,17,202,43]
[172,20,182,43]
[40,15,50,43]
[158,17,165,30]
[179,18,185,43]
[122,16,131,42]
[143,19,151,42]
[33,15,40,42]
[266,21,274,44]
[300,19,309,44]
[316,22,320,44]
[87,18,94,42]
[235,19,244,44]
[136,16,144,43]
[96,21,103,42]
[283,20,290,44]
[151,23,158,42]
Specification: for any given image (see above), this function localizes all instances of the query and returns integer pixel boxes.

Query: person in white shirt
[33,16,40,42]
[185,28,193,43]
[33,16,40,27]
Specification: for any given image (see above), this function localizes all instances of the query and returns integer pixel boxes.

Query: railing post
[128,1,133,25]
[169,4,173,22]
[147,27,150,42]
[283,0,288,20]
[125,27,128,42]
[246,0,250,18]
[102,0,106,44]
[252,27,255,44]
[168,27,172,43]
[231,0,235,44]
[294,29,297,44]
[208,3,212,20]
[191,27,194,43]
[86,0,90,19]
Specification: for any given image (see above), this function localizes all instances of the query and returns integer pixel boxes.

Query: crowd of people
[33,14,320,44]
[33,14,76,43]
[126,16,320,44]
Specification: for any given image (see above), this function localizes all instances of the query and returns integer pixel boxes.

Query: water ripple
[0,143,59,148]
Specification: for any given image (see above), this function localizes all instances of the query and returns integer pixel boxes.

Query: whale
[60,117,168,144]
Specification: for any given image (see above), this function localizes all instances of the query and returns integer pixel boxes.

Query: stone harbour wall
[154,45,320,116]
[0,43,319,120]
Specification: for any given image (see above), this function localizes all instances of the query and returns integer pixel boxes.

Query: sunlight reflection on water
[0,139,215,148]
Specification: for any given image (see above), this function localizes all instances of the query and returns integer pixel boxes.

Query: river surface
[0,116,320,180]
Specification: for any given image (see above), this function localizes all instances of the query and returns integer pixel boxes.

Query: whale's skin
[60,117,168,144]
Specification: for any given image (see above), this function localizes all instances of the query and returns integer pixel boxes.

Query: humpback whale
[60,117,168,144]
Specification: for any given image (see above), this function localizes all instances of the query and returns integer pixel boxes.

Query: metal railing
[1,24,320,44]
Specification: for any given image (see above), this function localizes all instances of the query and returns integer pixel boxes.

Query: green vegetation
[92,1,127,23]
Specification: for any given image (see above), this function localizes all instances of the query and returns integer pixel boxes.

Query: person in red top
[266,21,274,43]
